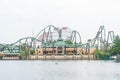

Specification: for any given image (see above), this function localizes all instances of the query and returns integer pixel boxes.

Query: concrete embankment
[30,55,95,60]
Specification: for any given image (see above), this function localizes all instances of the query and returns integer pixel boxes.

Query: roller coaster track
[0,25,116,53]
[91,26,106,47]
[85,26,115,50]
[70,30,82,44]
[35,25,60,41]
[0,37,44,53]
[106,31,115,48]
[35,25,82,44]
[0,25,60,53]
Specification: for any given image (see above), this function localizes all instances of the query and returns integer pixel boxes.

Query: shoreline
[0,55,96,60]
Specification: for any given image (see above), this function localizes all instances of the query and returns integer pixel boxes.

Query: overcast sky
[0,0,120,44]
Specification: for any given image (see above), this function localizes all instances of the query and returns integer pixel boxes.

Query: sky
[0,0,120,44]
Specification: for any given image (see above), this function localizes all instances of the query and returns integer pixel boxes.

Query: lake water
[0,60,120,80]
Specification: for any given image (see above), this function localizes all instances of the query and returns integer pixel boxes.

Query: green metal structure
[0,25,116,55]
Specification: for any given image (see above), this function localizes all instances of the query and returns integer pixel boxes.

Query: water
[0,60,120,80]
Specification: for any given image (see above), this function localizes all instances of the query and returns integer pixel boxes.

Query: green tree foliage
[110,35,120,56]
[64,39,73,45]
[30,49,35,55]
[19,47,29,59]
[94,50,110,60]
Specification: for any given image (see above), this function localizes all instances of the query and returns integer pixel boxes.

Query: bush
[110,35,120,56]
[94,50,110,60]
[64,39,73,45]
[19,48,29,60]
[30,49,35,55]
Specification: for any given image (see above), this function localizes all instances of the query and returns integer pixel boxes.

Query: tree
[19,46,29,60]
[110,35,120,56]
[94,50,110,60]
[64,39,73,45]
[30,49,35,55]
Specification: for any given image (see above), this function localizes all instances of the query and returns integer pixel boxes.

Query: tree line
[94,35,120,60]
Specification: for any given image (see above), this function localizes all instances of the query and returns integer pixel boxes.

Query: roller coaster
[0,25,115,56]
